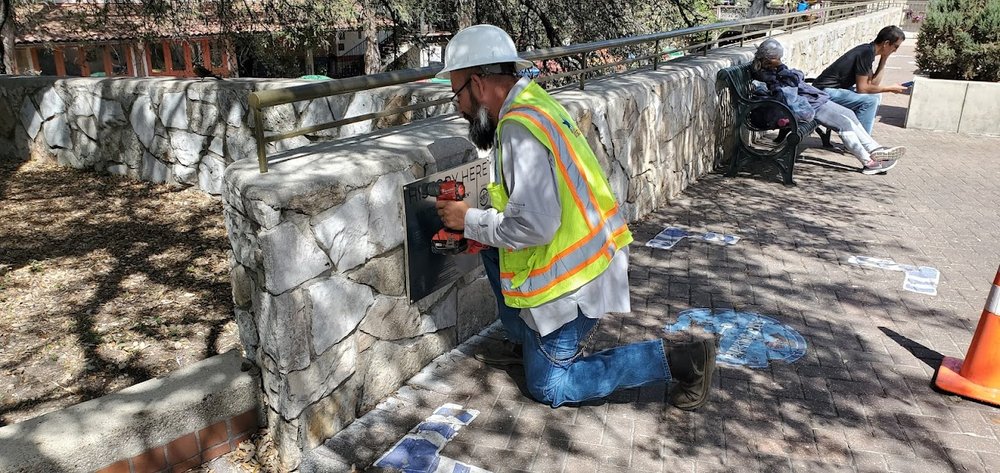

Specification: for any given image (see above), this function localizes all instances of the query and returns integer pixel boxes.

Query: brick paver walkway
[309,41,1000,473]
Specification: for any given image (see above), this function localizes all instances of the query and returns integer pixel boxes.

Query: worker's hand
[886,83,908,94]
[436,200,469,230]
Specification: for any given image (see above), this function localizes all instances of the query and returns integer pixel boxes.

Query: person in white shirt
[433,24,717,410]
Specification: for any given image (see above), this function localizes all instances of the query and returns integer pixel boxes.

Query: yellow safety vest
[489,81,632,308]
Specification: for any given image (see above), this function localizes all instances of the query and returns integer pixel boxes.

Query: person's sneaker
[474,341,523,366]
[664,338,717,411]
[870,146,906,161]
[861,158,898,175]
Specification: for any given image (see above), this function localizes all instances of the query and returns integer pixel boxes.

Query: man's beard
[466,98,496,151]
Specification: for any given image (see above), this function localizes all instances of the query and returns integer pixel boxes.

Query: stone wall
[0,77,454,195]
[220,8,902,470]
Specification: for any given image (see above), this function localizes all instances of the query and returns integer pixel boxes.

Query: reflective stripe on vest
[493,85,631,306]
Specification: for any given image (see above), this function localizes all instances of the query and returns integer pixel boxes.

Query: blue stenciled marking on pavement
[375,403,491,473]
[645,226,740,250]
[434,406,476,424]
[665,308,807,368]
[416,421,458,440]
[378,437,441,472]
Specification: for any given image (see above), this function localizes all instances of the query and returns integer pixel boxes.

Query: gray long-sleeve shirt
[463,78,631,337]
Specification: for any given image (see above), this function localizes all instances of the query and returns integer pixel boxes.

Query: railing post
[740,25,746,46]
[703,32,709,56]
[653,40,660,70]
[579,54,587,90]
[251,100,268,173]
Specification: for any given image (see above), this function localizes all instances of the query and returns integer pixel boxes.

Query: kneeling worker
[434,24,717,411]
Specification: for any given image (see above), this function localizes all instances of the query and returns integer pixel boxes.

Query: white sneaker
[862,159,898,175]
[870,146,906,161]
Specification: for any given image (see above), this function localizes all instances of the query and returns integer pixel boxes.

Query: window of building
[150,43,166,72]
[14,49,33,74]
[38,48,57,75]
[85,47,106,76]
[169,42,185,71]
[338,31,345,40]
[211,38,224,68]
[63,47,82,76]
[109,44,129,75]
[338,43,345,51]
[191,41,204,66]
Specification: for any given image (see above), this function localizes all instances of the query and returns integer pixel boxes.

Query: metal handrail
[249,0,897,172]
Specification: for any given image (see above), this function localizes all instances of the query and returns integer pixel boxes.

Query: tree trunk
[305,47,315,75]
[362,0,380,74]
[748,0,768,18]
[455,0,473,29]
[1,0,15,74]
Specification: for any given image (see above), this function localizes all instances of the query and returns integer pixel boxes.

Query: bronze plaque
[403,159,491,303]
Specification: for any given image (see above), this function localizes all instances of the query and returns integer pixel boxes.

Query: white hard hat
[436,24,533,79]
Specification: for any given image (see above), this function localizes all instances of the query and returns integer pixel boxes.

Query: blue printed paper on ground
[374,403,491,473]
[645,226,740,250]
[847,256,940,296]
[664,308,807,368]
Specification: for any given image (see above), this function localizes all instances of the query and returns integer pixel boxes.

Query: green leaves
[916,0,1000,81]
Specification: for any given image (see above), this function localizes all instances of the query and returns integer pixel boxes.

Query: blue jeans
[481,248,671,407]
[823,87,881,134]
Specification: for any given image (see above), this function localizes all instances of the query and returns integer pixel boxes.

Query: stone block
[75,115,98,140]
[258,289,311,373]
[130,95,157,149]
[958,81,1000,136]
[43,115,72,149]
[359,295,423,340]
[169,129,207,167]
[96,99,127,128]
[0,98,14,139]
[298,99,336,134]
[905,77,966,133]
[225,124,257,162]
[223,206,259,269]
[160,91,190,129]
[358,329,456,410]
[234,307,259,359]
[209,135,224,157]
[258,220,331,295]
[266,408,303,471]
[225,100,245,128]
[198,153,226,195]
[70,93,95,117]
[421,287,457,333]
[457,275,498,341]
[367,171,411,253]
[39,88,66,120]
[20,98,42,140]
[139,152,173,184]
[347,249,405,297]
[307,275,374,355]
[301,373,360,450]
[282,337,357,419]
[190,102,220,135]
[312,193,372,272]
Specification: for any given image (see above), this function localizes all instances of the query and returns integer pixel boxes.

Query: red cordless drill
[420,178,484,255]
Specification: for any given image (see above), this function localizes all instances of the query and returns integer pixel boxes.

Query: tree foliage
[916,0,1000,81]
[7,0,717,77]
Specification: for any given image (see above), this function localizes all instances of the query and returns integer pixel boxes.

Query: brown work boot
[474,341,523,366]
[664,338,717,411]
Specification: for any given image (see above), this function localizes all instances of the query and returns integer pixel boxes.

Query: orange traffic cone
[934,265,1000,405]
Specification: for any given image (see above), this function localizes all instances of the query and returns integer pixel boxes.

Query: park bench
[718,62,832,185]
